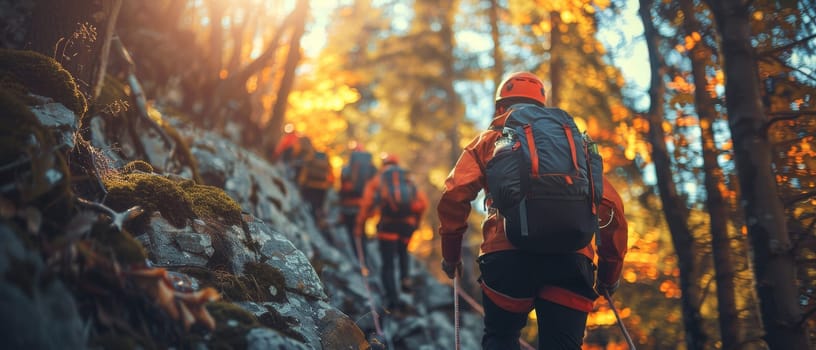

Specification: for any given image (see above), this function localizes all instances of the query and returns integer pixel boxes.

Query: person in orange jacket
[437,72,628,349]
[356,153,429,311]
[271,124,314,179]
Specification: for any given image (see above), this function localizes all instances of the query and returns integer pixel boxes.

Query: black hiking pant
[478,251,597,349]
[300,187,326,218]
[377,221,415,310]
[342,213,367,257]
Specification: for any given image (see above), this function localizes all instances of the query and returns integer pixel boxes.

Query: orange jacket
[437,112,628,311]
[355,164,429,238]
[272,133,299,162]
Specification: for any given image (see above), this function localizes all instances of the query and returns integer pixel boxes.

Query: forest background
[16,0,815,348]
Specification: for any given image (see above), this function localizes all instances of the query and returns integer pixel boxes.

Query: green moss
[181,182,243,228]
[122,160,154,174]
[242,262,287,303]
[206,301,259,350]
[0,48,87,117]
[103,173,195,230]
[90,222,147,265]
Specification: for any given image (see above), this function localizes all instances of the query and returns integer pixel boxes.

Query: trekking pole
[454,275,461,350]
[604,290,636,350]
[355,235,383,336]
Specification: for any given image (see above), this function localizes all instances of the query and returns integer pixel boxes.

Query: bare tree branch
[757,33,816,57]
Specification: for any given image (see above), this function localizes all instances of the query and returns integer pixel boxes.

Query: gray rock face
[246,328,311,350]
[259,227,326,300]
[0,224,86,350]
[29,94,77,149]
[136,214,215,267]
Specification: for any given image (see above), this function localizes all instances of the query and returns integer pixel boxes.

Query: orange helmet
[380,153,399,166]
[495,72,547,106]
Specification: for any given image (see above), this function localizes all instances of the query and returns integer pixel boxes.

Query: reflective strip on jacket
[437,112,628,312]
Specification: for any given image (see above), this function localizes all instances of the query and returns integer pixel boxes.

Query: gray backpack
[485,104,603,253]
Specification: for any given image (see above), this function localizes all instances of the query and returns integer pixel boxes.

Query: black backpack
[340,151,377,198]
[485,104,603,253]
[298,151,332,190]
[377,165,417,218]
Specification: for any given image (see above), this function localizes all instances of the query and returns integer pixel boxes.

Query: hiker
[437,71,629,349]
[297,150,334,228]
[272,124,315,179]
[339,143,378,256]
[356,153,428,312]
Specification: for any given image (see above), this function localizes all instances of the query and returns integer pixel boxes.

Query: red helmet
[495,72,547,106]
[380,153,399,166]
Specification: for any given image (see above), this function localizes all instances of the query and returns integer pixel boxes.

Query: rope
[604,290,636,350]
[454,275,461,350]
[453,280,536,350]
[355,236,383,336]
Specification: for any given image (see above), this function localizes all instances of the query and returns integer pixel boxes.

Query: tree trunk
[705,1,810,348]
[678,0,741,348]
[205,5,297,130]
[208,0,226,79]
[264,0,309,154]
[441,1,460,167]
[639,1,708,348]
[549,11,563,108]
[488,0,504,110]
[25,0,122,101]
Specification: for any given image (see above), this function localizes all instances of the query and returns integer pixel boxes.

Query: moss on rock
[103,172,196,230]
[122,160,154,174]
[181,182,243,228]
[0,48,86,117]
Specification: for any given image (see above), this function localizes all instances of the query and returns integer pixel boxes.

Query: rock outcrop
[0,48,482,349]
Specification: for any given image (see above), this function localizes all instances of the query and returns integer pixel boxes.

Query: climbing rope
[453,280,536,350]
[355,236,383,336]
[454,275,460,350]
[604,290,636,350]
